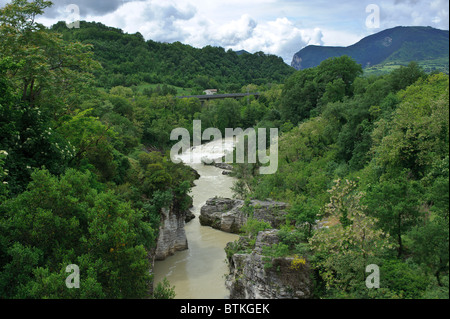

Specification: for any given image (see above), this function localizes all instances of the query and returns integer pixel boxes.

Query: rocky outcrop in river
[225,230,313,299]
[154,207,189,260]
[199,198,289,234]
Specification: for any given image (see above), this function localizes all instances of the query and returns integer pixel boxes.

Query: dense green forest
[0,0,448,299]
[230,58,449,298]
[0,0,199,298]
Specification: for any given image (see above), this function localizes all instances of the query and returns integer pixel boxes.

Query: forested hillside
[0,0,291,298]
[0,0,198,298]
[231,57,449,299]
[51,21,295,92]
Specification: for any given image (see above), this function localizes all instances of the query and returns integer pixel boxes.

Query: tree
[281,56,363,125]
[371,74,449,179]
[0,0,101,194]
[0,150,8,202]
[152,278,176,299]
[57,109,118,182]
[409,156,449,286]
[0,94,75,195]
[281,68,319,125]
[316,56,363,97]
[288,200,318,238]
[408,218,449,287]
[388,61,426,92]
[320,78,346,105]
[364,175,424,256]
[0,168,155,298]
[0,0,100,114]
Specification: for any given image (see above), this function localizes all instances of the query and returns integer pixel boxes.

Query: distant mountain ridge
[291,26,449,73]
[234,50,251,56]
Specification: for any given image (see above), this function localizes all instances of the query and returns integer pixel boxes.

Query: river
[153,137,240,299]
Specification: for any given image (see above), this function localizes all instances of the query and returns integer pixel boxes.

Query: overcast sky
[1,0,449,63]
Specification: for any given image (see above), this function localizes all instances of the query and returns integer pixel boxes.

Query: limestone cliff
[225,230,313,299]
[154,207,189,261]
[199,198,289,234]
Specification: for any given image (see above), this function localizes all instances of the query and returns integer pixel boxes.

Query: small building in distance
[203,89,218,95]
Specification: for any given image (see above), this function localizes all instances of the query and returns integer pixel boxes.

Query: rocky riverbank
[154,207,190,260]
[225,229,313,299]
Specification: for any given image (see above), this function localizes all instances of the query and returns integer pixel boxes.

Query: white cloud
[227,18,326,62]
[3,0,447,64]
[82,1,197,43]
[378,0,449,30]
[181,14,325,62]
[211,14,258,47]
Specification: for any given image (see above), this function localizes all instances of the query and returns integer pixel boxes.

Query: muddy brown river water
[153,138,239,299]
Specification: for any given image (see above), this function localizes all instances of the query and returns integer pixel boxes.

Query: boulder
[214,162,233,170]
[199,198,289,234]
[185,209,196,223]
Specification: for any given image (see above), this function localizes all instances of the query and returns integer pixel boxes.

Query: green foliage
[50,21,294,90]
[379,259,430,299]
[0,0,100,114]
[408,218,449,287]
[309,179,394,292]
[277,225,310,250]
[240,217,272,239]
[152,278,176,299]
[281,68,319,124]
[0,169,154,298]
[371,73,449,179]
[261,243,290,270]
[228,50,449,298]
[364,175,424,256]
[58,109,118,181]
[424,156,449,221]
[0,151,8,202]
[1,0,449,301]
[200,98,242,134]
[281,56,362,125]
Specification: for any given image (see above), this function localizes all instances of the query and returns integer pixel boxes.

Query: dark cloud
[42,0,146,18]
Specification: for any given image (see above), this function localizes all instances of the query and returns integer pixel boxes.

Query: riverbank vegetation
[0,0,448,299]
[233,59,449,299]
[0,0,198,298]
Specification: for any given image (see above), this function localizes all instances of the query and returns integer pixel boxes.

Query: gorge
[152,137,240,299]
[152,137,313,299]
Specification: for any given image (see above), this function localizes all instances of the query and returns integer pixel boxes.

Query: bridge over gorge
[177,92,261,105]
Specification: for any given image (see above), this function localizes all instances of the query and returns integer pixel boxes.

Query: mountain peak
[291,26,449,73]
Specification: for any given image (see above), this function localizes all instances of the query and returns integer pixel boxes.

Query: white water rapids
[153,137,240,299]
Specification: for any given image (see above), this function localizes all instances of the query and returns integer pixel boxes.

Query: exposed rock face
[226,230,313,299]
[291,54,303,70]
[154,207,189,260]
[199,198,289,234]
[185,209,196,223]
